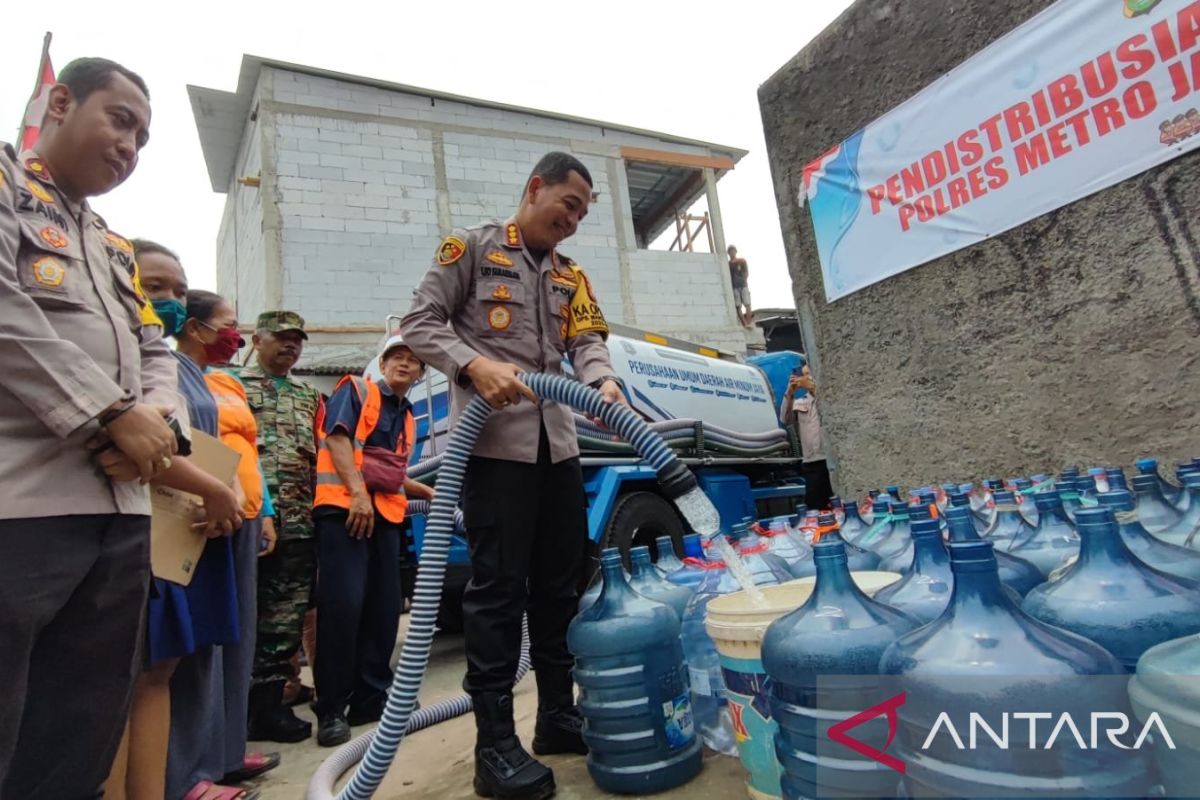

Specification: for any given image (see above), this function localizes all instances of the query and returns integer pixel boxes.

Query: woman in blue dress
[103,273,252,800]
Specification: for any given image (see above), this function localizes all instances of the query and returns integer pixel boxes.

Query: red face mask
[202,326,244,364]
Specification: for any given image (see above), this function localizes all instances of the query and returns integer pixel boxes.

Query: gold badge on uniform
[437,235,467,266]
[40,227,69,249]
[505,223,521,248]
[26,180,54,204]
[105,232,134,253]
[491,284,513,301]
[487,305,512,331]
[486,251,514,267]
[32,256,65,287]
[25,157,48,177]
[559,321,568,340]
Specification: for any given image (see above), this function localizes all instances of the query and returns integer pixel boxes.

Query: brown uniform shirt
[0,144,181,518]
[400,218,614,464]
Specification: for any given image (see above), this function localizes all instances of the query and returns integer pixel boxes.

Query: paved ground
[242,617,748,800]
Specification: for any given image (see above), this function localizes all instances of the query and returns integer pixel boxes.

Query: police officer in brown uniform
[401,152,624,799]
[0,58,183,798]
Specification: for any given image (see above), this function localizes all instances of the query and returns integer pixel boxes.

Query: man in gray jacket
[0,58,181,799]
[402,152,625,800]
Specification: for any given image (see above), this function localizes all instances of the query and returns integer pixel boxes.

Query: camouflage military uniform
[229,358,322,689]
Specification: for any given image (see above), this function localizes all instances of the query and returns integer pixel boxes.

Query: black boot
[247,681,312,743]
[531,669,587,756]
[472,692,555,800]
[317,710,351,747]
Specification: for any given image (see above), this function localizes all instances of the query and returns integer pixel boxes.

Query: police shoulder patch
[437,235,467,266]
[105,231,134,254]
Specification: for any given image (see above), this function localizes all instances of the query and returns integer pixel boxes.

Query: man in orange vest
[311,334,434,746]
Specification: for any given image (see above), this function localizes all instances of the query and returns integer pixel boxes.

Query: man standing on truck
[727,244,752,327]
[401,152,626,800]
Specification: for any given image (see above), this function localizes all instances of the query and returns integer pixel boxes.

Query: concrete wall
[760,0,1200,496]
[214,66,758,367]
[215,93,268,323]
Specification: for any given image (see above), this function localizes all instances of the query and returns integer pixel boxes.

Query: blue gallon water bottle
[665,557,708,592]
[1012,477,1038,522]
[680,560,742,755]
[1107,466,1129,491]
[1137,457,1182,505]
[569,548,703,793]
[1021,507,1200,671]
[736,540,795,586]
[984,490,1036,552]
[759,517,813,577]
[871,501,913,562]
[849,497,893,547]
[1129,634,1200,797]
[1156,474,1200,547]
[1007,489,1080,579]
[1175,464,1200,513]
[816,512,881,571]
[665,534,708,590]
[580,561,628,613]
[1131,473,1185,535]
[762,537,920,800]
[839,500,870,542]
[879,534,1151,799]
[1098,490,1200,580]
[628,545,692,620]
[945,506,1042,596]
[1055,479,1083,520]
[653,535,684,576]
[873,518,953,623]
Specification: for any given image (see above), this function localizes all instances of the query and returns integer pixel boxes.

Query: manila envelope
[150,430,241,585]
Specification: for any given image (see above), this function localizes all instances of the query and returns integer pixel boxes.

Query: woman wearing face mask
[104,242,262,800]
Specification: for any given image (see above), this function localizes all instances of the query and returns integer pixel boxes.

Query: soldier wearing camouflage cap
[228,310,323,742]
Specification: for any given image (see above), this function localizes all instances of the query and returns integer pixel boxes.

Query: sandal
[182,779,261,800]
[221,751,281,783]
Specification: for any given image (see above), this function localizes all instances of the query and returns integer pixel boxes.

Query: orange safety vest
[314,375,414,524]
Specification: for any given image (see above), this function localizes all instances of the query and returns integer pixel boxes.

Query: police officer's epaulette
[104,226,163,328]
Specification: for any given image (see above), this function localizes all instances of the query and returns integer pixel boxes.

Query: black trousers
[461,426,588,702]
[803,459,835,511]
[0,514,149,800]
[313,508,402,716]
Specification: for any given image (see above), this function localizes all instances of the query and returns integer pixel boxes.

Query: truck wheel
[601,491,686,567]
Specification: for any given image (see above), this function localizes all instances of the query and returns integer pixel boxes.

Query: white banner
[804,0,1200,301]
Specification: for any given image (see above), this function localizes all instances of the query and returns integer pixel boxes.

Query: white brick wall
[216,110,267,320]
[223,67,749,354]
[274,113,438,326]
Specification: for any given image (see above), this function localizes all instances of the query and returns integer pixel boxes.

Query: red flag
[19,33,55,151]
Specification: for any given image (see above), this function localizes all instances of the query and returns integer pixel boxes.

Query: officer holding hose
[401,152,625,800]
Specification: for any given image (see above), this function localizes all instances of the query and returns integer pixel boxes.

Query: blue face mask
[151,298,186,337]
